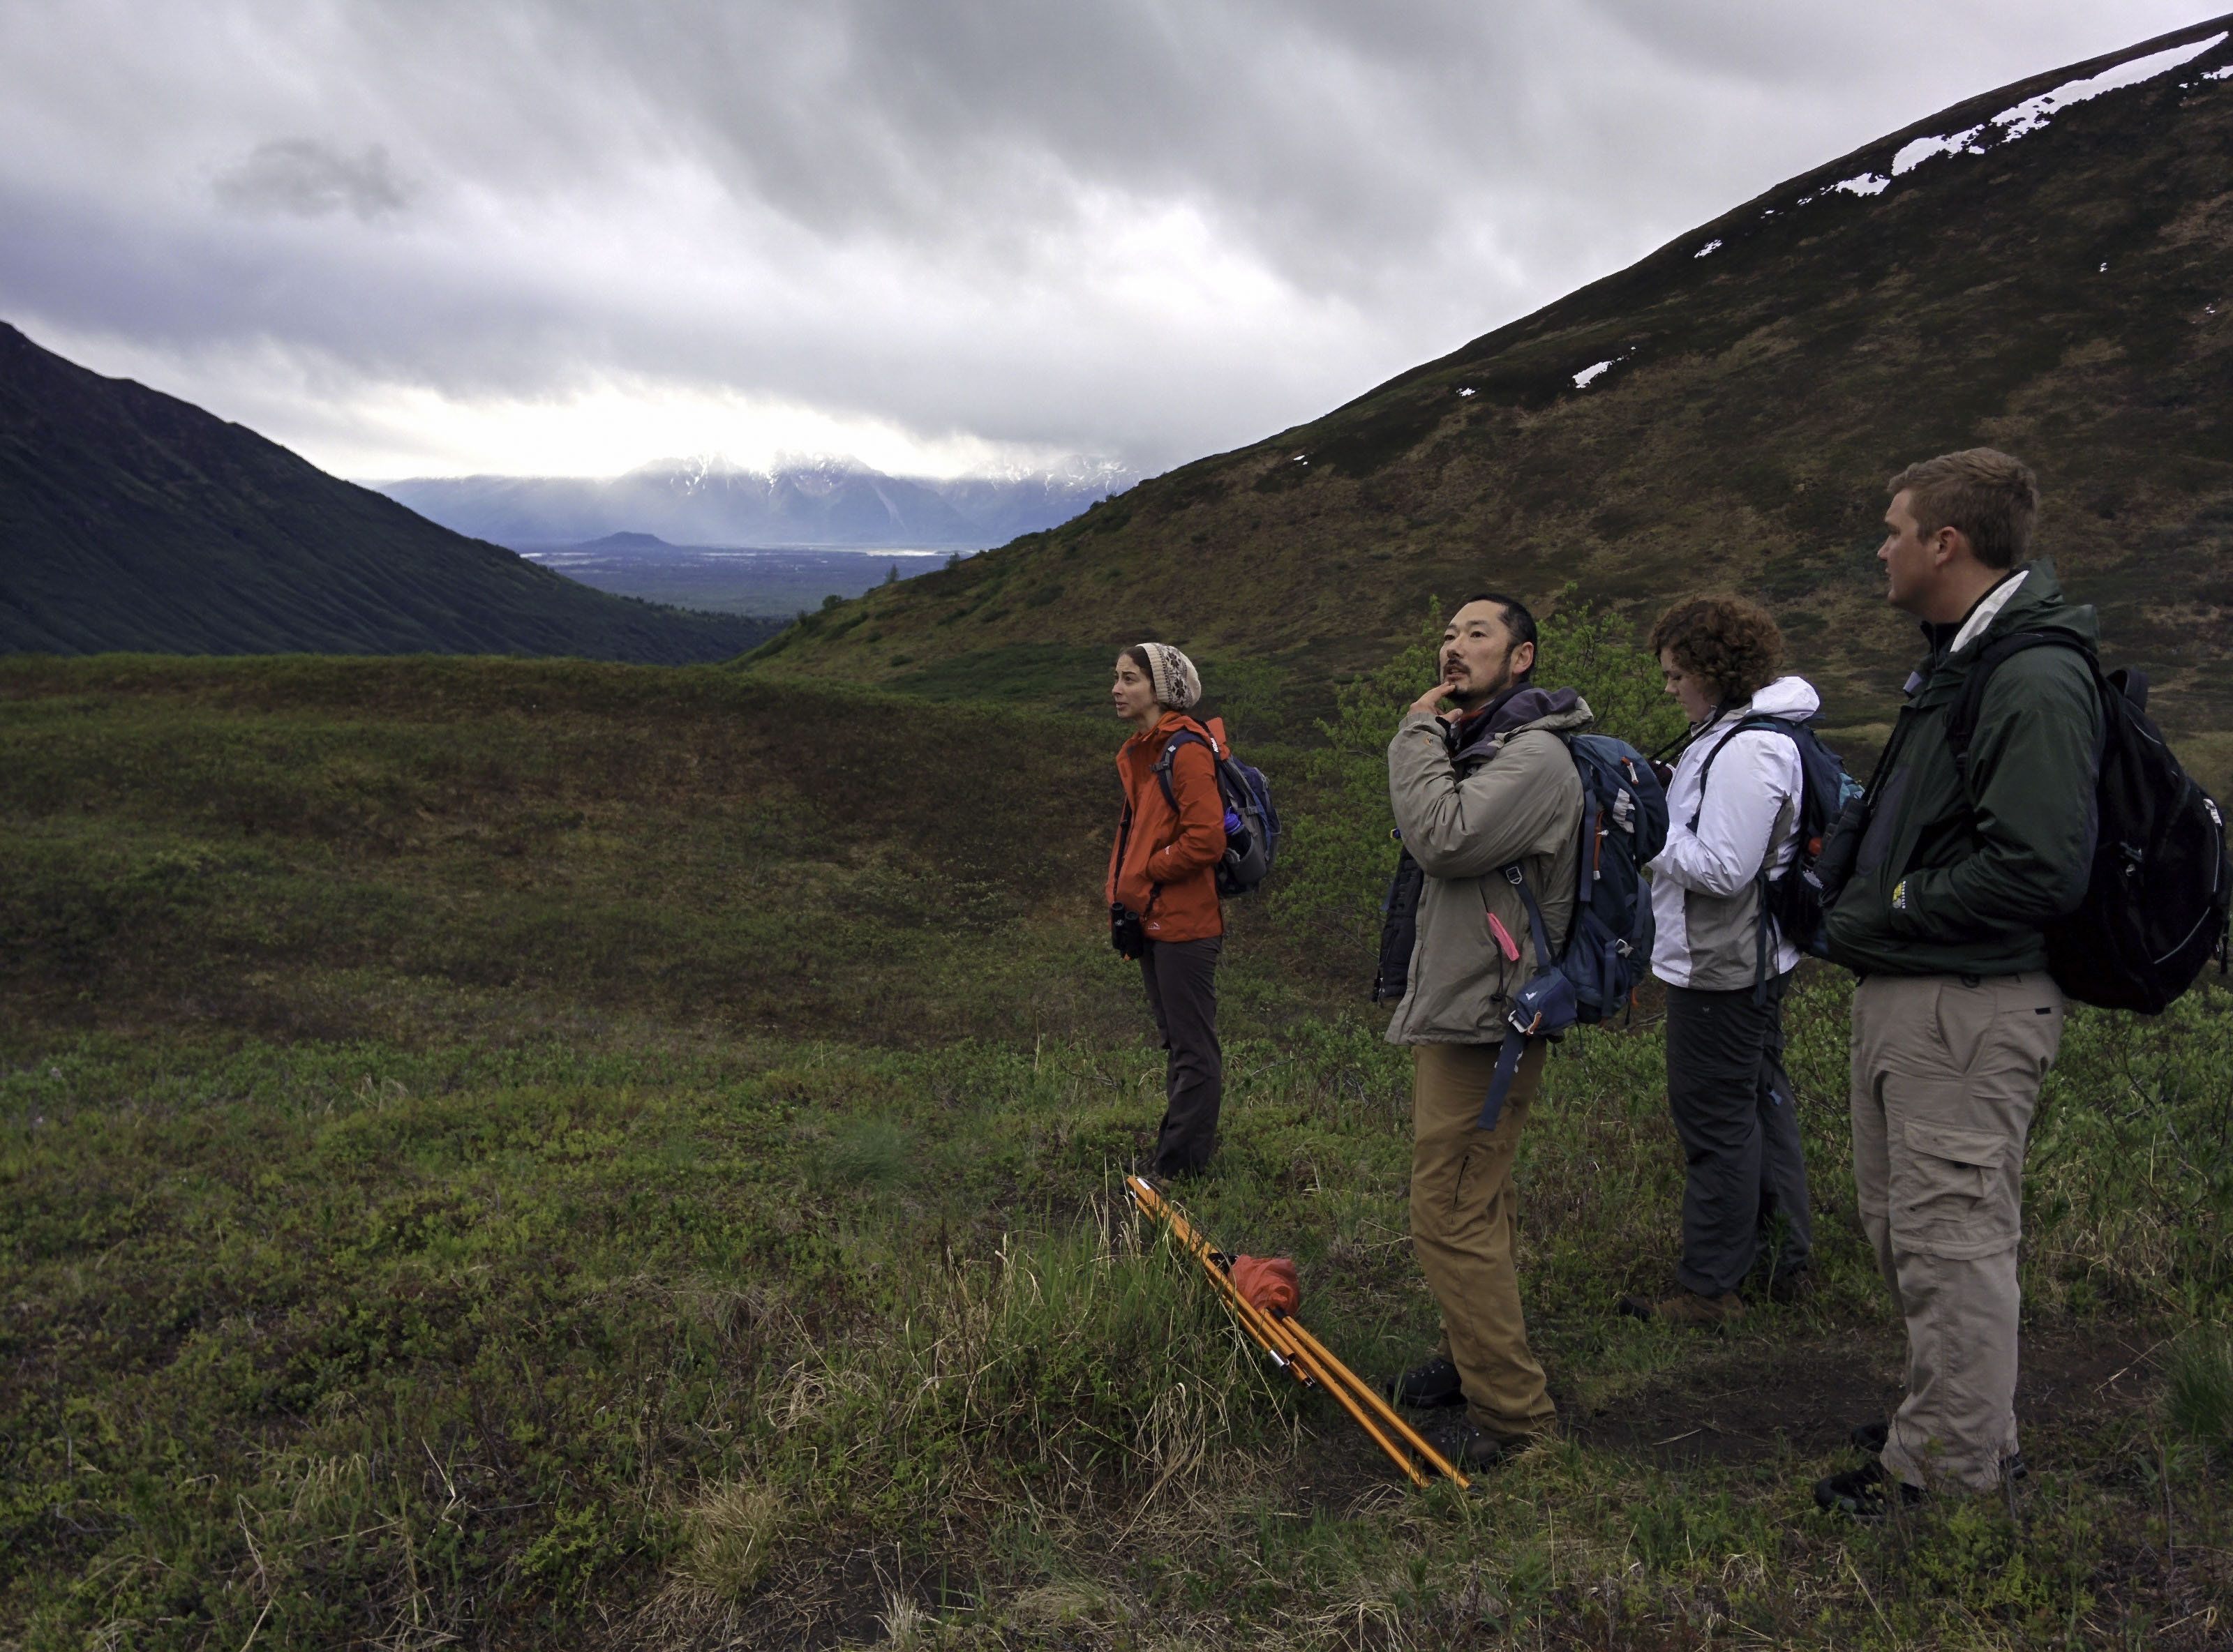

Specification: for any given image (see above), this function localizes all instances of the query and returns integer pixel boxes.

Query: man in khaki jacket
[1384,593,1590,1468]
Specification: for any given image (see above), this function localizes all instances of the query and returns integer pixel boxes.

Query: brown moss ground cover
[4,656,2232,1649]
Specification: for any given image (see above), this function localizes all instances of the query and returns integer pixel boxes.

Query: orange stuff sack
[1231,1255,1299,1316]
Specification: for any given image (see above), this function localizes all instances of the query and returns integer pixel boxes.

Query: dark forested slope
[758,17,2233,753]
[0,325,775,661]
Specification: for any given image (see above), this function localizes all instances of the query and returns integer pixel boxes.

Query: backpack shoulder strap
[1500,863,1558,972]
[1151,728,1219,812]
[1686,714,1796,832]
[1944,632,2100,775]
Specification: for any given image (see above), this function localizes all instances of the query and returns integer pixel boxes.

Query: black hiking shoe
[1849,1420,1889,1454]
[1814,1459,1922,1518]
[1426,1416,1525,1471]
[1388,1356,1466,1409]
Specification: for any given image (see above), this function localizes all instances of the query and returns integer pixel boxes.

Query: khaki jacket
[1384,690,1592,1045]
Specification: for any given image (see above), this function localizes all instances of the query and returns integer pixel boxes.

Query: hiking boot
[1765,1265,1816,1304]
[1387,1356,1466,1409]
[1814,1459,1922,1519]
[1849,1420,1889,1454]
[1426,1416,1528,1471]
[1617,1288,1745,1328]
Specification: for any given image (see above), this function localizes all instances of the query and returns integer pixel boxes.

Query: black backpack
[1947,634,2231,1014]
[1151,729,1281,896]
[1689,714,1862,977]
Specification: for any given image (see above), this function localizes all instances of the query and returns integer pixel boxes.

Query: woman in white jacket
[1620,596,1816,1327]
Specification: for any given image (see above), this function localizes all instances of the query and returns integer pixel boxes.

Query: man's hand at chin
[1409,678,1461,717]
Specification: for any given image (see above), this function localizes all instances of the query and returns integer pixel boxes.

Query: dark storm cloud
[213,139,411,220]
[0,1,2211,475]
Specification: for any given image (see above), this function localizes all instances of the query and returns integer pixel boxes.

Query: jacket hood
[1738,675,1821,721]
[1450,686,1593,763]
[1126,710,1208,756]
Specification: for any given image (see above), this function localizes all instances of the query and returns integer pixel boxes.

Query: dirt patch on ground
[1570,1324,2160,1469]
[659,1542,981,1651]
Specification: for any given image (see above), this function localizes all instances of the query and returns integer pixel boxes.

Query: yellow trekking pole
[1125,1176,1310,1385]
[1271,1312,1470,1487]
[1125,1176,1463,1489]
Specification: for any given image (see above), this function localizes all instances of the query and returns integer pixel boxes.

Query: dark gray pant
[1140,936,1223,1177]
[1665,969,1812,1298]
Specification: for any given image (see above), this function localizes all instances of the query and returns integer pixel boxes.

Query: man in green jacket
[1818,449,2102,1516]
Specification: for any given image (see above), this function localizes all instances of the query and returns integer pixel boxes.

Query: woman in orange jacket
[1107,642,1227,1179]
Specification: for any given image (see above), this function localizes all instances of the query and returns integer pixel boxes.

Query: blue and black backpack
[1689,713,1862,974]
[1152,728,1281,896]
[1375,729,1668,1127]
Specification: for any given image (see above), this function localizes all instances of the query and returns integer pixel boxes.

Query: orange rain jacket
[1106,712,1227,943]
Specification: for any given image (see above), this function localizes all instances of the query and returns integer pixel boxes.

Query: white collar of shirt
[1950,568,2029,654]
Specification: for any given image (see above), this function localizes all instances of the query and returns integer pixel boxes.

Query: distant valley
[375,455,1135,553]
[518,533,952,617]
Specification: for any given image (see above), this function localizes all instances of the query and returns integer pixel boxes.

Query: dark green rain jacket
[1825,559,2103,979]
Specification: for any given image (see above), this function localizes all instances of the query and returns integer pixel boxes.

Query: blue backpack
[1479,733,1668,1127]
[1152,728,1281,896]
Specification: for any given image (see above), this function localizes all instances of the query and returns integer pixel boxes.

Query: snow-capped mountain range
[372,454,1137,550]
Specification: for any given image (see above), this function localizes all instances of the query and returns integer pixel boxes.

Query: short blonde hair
[1888,448,2039,571]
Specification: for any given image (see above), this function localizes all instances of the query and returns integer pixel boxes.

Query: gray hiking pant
[1140,936,1223,1177]
[1851,971,2063,1492]
[1665,969,1812,1299]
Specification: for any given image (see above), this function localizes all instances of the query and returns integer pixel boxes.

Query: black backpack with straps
[1946,633,2231,1014]
[1689,712,1862,979]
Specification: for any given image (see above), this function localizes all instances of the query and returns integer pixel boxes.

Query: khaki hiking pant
[1851,971,2063,1493]
[1411,1040,1557,1444]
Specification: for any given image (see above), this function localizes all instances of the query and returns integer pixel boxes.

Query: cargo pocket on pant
[1895,1120,2016,1260]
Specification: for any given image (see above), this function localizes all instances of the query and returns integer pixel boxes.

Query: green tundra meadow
[4,643,2232,1650]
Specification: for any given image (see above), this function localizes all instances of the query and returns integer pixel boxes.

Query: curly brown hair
[1648,596,1784,705]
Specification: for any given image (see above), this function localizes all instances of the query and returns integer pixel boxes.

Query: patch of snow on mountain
[1694,239,1723,258]
[1807,33,2226,213]
[1892,126,1987,176]
[1573,361,1614,389]
[1992,32,2225,139]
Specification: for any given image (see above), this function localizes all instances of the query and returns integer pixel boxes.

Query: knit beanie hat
[1136,642,1201,710]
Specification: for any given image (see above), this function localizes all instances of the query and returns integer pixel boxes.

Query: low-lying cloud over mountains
[375,456,1135,549]
[0,3,2209,481]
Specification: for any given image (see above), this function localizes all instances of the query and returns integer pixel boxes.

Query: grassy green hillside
[5,656,2232,1647]
[0,654,1154,1045]
[0,325,777,663]
[753,15,2233,776]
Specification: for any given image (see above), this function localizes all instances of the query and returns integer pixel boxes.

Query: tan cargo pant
[1412,1039,1557,1443]
[1851,971,2063,1492]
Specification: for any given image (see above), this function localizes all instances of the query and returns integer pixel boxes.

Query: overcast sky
[0,1,2213,480]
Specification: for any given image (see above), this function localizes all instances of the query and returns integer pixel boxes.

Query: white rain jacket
[1648,675,1821,991]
